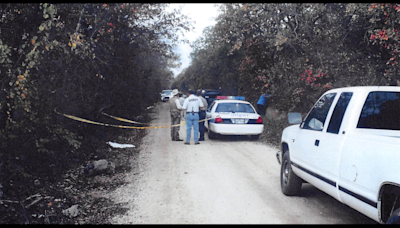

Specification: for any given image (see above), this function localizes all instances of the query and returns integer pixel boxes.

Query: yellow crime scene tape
[102,112,168,125]
[55,109,213,129]
[102,112,211,125]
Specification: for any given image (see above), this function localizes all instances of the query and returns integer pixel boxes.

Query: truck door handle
[315,139,320,146]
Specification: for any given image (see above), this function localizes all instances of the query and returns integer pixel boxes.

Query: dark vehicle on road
[198,89,221,106]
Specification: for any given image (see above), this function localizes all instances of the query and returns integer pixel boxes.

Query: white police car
[205,96,264,140]
[160,90,172,102]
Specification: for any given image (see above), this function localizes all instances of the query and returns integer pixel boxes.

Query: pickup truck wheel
[387,208,400,224]
[281,152,302,196]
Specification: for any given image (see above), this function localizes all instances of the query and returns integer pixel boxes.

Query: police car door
[205,101,216,129]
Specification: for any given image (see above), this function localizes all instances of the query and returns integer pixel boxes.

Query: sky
[166,4,222,77]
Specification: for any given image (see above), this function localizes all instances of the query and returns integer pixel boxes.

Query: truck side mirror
[288,112,302,125]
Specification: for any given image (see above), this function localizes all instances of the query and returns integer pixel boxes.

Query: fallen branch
[25,196,43,209]
[25,193,41,201]
[0,193,42,204]
[0,199,20,203]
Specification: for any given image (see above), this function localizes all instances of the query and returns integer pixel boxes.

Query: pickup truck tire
[281,152,302,196]
[387,208,400,224]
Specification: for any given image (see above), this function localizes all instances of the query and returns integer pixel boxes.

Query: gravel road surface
[111,102,377,224]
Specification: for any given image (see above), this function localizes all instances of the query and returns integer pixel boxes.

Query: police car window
[301,93,336,131]
[327,92,353,134]
[215,103,255,113]
[357,91,400,130]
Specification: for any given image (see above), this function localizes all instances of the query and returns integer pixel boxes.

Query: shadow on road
[297,184,378,224]
[208,134,258,141]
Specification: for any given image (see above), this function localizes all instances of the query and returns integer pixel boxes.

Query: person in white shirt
[182,90,204,145]
[169,89,183,141]
[178,92,185,119]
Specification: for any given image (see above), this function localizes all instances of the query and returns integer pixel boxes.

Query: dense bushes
[0,3,191,204]
[174,3,399,113]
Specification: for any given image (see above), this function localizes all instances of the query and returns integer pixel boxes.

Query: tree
[0,3,193,206]
[175,3,395,113]
[368,3,400,85]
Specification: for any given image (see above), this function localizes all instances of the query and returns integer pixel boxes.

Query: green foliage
[0,3,193,200]
[368,3,400,84]
[172,26,244,95]
[175,3,398,113]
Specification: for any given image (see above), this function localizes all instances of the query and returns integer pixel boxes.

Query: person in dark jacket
[197,90,208,141]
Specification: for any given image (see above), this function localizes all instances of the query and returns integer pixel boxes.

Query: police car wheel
[250,134,260,140]
[208,128,217,139]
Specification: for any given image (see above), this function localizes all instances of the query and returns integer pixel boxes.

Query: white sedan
[205,96,264,140]
[161,90,172,102]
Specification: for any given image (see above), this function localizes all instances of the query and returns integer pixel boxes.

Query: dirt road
[111,102,377,224]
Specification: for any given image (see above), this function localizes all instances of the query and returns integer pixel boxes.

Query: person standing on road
[197,90,208,141]
[178,92,185,119]
[182,90,204,145]
[169,89,183,141]
[257,88,270,117]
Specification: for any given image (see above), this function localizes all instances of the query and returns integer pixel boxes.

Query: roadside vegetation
[172,3,400,145]
[1,3,399,224]
[0,3,192,223]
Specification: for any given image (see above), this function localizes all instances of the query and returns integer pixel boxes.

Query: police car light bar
[216,96,245,100]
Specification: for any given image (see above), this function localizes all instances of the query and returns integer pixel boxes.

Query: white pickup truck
[277,86,400,224]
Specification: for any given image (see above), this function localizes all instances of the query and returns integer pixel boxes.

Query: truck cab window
[327,92,353,134]
[301,93,336,131]
[357,92,400,130]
